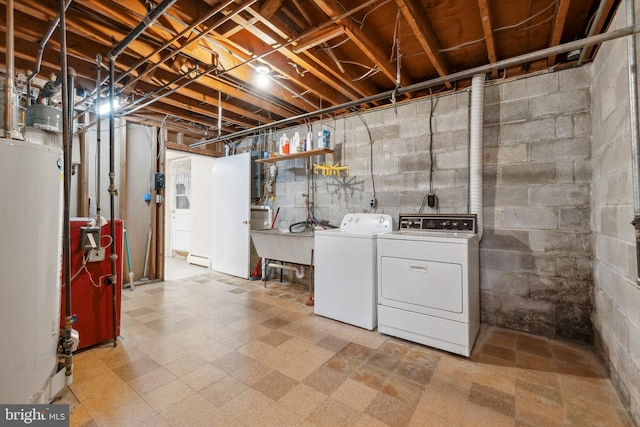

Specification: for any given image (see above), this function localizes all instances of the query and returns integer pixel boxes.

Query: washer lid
[338,213,393,233]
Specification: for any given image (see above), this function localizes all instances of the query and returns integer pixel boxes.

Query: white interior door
[211,152,251,278]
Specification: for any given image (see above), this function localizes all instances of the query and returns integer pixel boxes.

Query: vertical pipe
[96,55,102,225]
[4,0,14,138]
[58,0,73,383]
[469,74,486,240]
[627,0,640,282]
[108,58,118,346]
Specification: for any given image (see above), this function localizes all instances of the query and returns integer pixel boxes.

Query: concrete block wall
[481,69,593,342]
[591,0,640,422]
[269,66,593,342]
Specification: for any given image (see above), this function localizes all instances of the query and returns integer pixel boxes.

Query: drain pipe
[627,0,640,283]
[469,74,485,240]
[4,0,14,138]
[104,0,176,346]
[58,0,74,385]
[108,57,119,347]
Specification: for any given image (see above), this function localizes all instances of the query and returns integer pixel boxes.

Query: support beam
[396,0,453,88]
[547,0,571,65]
[478,0,498,78]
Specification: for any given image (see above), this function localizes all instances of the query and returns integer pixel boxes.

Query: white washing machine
[377,214,480,357]
[314,213,393,330]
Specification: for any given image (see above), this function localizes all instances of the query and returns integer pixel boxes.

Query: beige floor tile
[126,366,177,396]
[409,404,463,427]
[306,397,362,427]
[252,370,299,401]
[69,403,93,426]
[159,393,219,426]
[199,375,249,407]
[303,366,348,395]
[279,383,328,418]
[221,388,277,421]
[89,397,157,427]
[70,370,129,403]
[141,379,196,412]
[331,378,379,411]
[230,359,274,386]
[419,378,470,423]
[163,353,207,377]
[237,339,275,359]
[67,275,632,426]
[192,342,234,363]
[364,391,416,427]
[146,343,191,366]
[180,363,227,391]
[113,356,162,381]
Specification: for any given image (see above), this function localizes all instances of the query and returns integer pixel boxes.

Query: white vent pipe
[469,74,485,240]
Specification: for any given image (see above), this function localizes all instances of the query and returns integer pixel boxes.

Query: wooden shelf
[255,148,333,163]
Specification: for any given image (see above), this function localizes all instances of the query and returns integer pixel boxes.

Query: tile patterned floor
[62,272,632,426]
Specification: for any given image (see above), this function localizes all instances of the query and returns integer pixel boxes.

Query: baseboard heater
[187,253,210,267]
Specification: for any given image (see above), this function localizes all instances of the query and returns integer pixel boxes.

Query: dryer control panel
[399,214,477,233]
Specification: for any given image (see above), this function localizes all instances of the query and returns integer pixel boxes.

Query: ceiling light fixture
[256,64,271,74]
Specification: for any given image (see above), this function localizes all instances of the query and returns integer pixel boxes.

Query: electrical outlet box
[144,192,151,202]
[80,226,101,251]
[87,247,106,262]
[370,197,377,209]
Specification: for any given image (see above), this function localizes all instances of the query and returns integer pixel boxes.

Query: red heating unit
[62,218,123,350]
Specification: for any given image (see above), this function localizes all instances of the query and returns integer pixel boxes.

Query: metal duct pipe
[4,0,14,138]
[577,0,609,66]
[108,57,118,347]
[191,21,640,148]
[58,0,73,384]
[108,0,177,59]
[26,0,73,106]
[627,0,640,283]
[469,74,485,240]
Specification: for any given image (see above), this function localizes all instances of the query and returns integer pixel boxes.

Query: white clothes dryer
[314,213,393,330]
[377,214,480,357]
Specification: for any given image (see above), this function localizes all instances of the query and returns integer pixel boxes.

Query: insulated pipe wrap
[469,74,485,240]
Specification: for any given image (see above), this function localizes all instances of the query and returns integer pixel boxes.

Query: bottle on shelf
[279,133,290,155]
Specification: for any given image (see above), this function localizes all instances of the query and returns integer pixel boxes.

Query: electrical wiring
[355,112,377,210]
[437,0,558,53]
[494,0,557,33]
[419,88,440,213]
[70,254,107,288]
[100,234,113,249]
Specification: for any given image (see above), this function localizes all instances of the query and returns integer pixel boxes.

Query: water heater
[0,138,65,403]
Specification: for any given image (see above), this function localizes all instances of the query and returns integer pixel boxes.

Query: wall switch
[80,226,101,251]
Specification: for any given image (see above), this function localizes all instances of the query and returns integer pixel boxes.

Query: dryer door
[379,256,463,314]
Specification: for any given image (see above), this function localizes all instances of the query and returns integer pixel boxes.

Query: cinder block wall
[270,66,592,342]
[481,69,593,342]
[591,0,640,422]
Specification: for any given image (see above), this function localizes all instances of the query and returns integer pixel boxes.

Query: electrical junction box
[79,226,100,251]
[154,172,165,190]
[87,247,105,262]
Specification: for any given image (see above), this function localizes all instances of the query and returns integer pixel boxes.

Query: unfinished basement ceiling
[0,0,621,143]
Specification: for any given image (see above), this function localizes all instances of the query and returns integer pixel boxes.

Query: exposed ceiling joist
[477,0,498,78]
[395,0,453,89]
